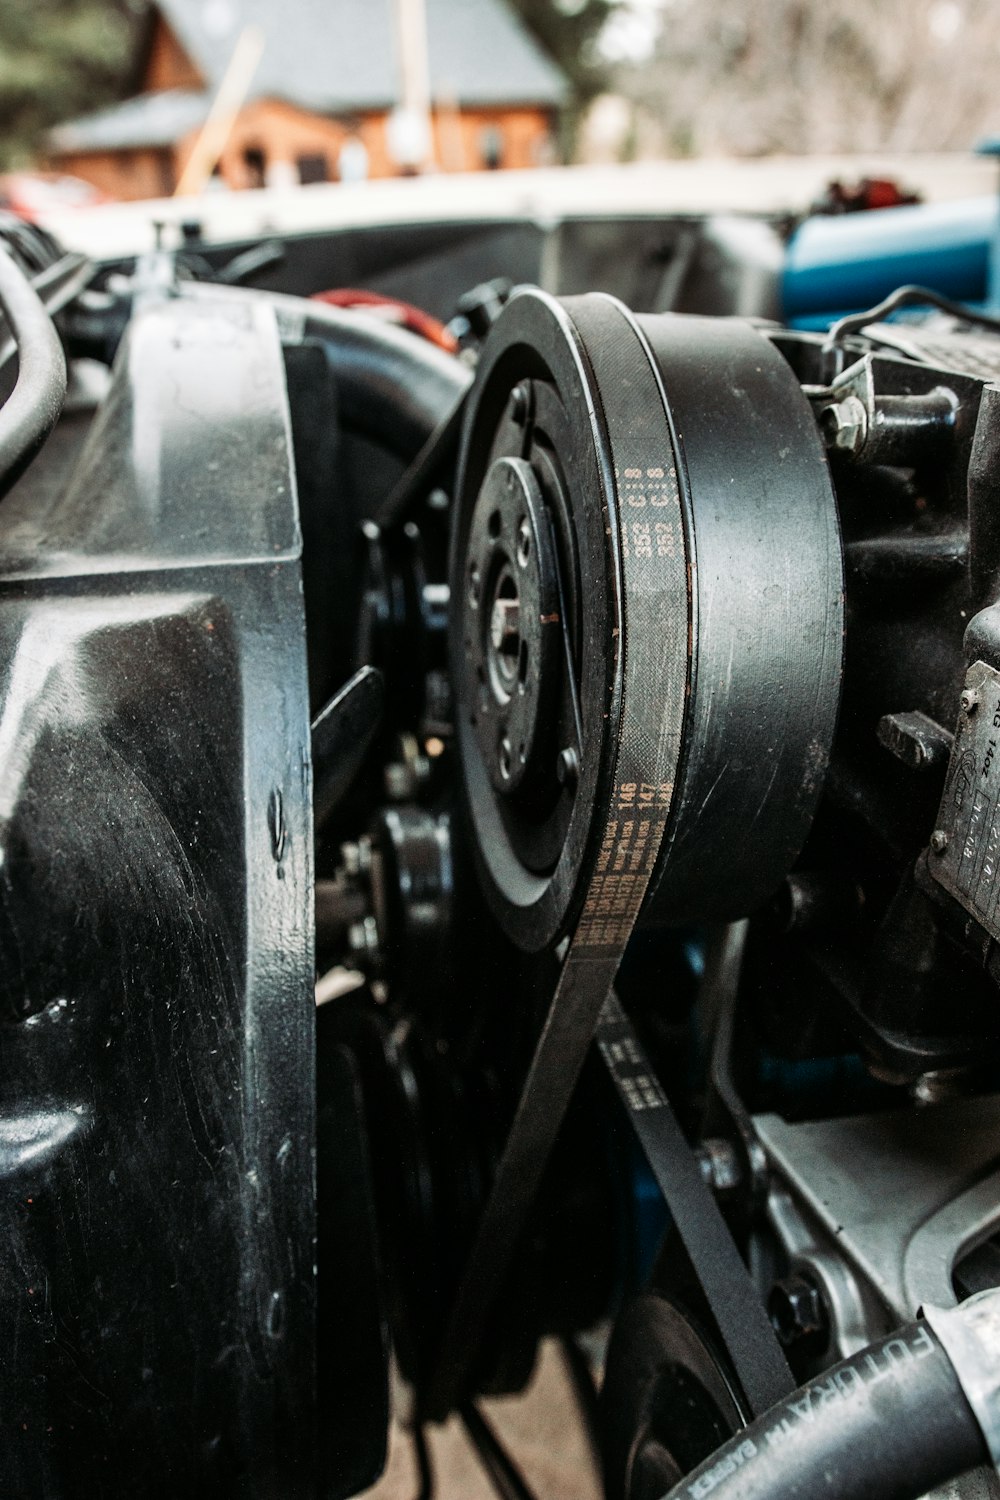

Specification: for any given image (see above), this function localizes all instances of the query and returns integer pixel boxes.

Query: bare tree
[616,0,1000,156]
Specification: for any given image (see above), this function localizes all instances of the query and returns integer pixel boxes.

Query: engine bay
[3,206,1000,1499]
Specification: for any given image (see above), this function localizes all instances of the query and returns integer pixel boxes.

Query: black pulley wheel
[449,290,843,951]
[601,1294,748,1500]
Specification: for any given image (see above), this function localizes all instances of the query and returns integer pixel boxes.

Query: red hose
[311,288,459,354]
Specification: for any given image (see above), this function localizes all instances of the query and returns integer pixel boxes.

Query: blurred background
[2,0,1000,215]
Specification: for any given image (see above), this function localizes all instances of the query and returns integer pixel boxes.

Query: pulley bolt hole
[516,518,532,568]
[468,563,481,607]
[488,509,502,540]
[498,734,513,780]
[518,639,529,689]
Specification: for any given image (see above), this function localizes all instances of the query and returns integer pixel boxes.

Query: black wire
[412,1422,435,1500]
[459,1402,540,1500]
[825,282,1000,350]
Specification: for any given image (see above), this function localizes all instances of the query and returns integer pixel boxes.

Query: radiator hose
[660,1292,1000,1500]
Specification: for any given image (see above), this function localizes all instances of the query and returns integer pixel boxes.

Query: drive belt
[427,296,787,1418]
[597,992,794,1416]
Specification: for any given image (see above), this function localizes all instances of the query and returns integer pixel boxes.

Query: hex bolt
[961,689,979,716]
[819,393,867,455]
[694,1136,743,1194]
[930,829,949,854]
[556,747,579,787]
[768,1273,830,1352]
[468,563,481,608]
[509,382,529,424]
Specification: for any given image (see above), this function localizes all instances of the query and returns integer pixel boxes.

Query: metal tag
[931,659,1000,936]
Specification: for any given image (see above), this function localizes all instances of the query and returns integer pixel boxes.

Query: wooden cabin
[47,0,566,200]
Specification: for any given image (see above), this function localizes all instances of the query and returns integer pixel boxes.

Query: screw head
[509,382,529,424]
[556,747,579,787]
[960,689,979,716]
[931,829,949,854]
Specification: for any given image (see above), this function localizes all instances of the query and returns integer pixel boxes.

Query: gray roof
[161,0,567,112]
[49,89,209,153]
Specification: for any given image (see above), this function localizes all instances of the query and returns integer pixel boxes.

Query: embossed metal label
[931,659,1000,935]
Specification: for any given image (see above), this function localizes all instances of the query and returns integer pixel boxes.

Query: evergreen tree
[0,0,147,168]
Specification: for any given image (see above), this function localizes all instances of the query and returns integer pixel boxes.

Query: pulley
[430,291,844,1415]
[451,289,844,953]
[601,1293,748,1500]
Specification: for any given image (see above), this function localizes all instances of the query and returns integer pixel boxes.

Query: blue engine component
[782,194,997,329]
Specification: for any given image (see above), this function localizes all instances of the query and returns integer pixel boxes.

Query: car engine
[3,206,1000,1500]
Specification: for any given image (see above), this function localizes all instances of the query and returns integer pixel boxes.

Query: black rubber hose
[290,296,471,458]
[659,1319,988,1500]
[0,245,67,499]
[190,282,472,459]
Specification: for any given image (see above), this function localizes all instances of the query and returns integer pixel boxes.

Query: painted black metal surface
[634,311,845,928]
[0,291,318,1496]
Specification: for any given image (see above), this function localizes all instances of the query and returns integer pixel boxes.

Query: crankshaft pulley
[451,290,844,953]
[431,292,844,1417]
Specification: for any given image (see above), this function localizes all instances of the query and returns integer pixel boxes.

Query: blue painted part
[683,938,705,979]
[757,1053,871,1098]
[783,196,996,321]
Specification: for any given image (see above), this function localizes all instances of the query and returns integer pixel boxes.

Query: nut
[695,1137,742,1194]
[768,1273,829,1351]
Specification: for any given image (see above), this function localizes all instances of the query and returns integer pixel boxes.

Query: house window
[479,124,504,171]
[243,146,266,190]
[297,153,329,185]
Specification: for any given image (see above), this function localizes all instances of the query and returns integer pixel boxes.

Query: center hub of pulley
[463,455,561,799]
